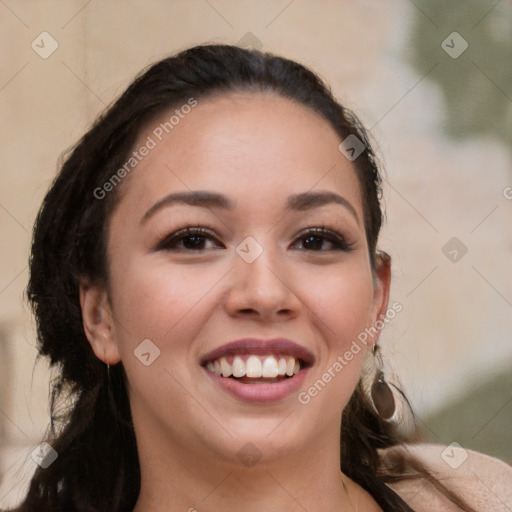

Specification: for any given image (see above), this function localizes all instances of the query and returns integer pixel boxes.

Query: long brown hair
[14,44,475,512]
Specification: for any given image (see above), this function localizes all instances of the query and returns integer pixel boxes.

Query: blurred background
[1,0,511,507]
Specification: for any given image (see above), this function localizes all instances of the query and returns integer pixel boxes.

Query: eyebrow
[140,191,234,224]
[140,190,359,224]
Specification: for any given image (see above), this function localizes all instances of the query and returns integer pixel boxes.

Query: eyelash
[154,225,354,253]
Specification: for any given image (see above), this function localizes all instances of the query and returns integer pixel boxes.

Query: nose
[224,241,301,322]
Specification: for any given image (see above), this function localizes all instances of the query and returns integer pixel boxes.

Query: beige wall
[1,1,511,507]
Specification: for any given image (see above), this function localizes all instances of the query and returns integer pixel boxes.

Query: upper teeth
[206,355,301,378]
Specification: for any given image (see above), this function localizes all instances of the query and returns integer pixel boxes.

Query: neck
[130,425,372,511]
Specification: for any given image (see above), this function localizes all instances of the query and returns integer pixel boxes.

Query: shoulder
[379,443,512,512]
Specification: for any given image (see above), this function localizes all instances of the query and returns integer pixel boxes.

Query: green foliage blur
[407,0,512,147]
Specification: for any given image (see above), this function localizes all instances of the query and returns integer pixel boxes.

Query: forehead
[114,91,363,219]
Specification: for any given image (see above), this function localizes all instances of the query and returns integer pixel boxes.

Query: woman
[7,44,511,511]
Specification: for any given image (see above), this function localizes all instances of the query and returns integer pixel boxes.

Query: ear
[366,251,392,346]
[79,280,121,365]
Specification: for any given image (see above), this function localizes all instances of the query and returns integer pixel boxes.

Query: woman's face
[82,92,390,466]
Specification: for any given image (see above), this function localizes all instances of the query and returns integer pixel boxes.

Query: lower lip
[203,367,309,403]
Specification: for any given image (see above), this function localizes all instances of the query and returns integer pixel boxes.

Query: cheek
[304,262,374,346]
[107,256,234,387]
[107,259,220,411]
[299,263,373,410]
[109,257,216,338]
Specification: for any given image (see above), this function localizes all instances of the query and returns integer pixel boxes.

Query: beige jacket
[382,443,512,511]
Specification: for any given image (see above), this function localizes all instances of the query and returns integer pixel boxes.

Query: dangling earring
[106,362,112,385]
[370,343,396,420]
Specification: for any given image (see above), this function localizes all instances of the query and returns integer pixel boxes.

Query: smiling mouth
[202,354,309,384]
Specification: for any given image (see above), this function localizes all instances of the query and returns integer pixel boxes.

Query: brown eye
[155,226,224,251]
[291,227,354,252]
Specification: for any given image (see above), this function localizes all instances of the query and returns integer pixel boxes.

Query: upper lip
[200,338,315,366]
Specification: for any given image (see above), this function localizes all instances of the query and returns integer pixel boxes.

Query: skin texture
[80,92,391,512]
